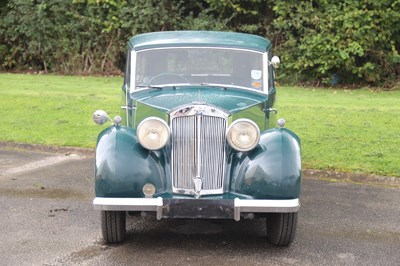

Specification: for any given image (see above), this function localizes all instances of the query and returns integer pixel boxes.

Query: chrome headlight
[137,117,170,150]
[226,119,260,152]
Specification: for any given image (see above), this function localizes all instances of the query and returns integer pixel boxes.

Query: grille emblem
[193,176,202,198]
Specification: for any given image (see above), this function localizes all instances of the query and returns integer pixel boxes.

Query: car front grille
[170,106,228,196]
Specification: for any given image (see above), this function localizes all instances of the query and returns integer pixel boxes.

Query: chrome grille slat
[199,116,225,190]
[171,106,227,195]
[172,116,196,189]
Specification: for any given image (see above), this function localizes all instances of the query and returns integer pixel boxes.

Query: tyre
[101,211,126,243]
[266,212,298,246]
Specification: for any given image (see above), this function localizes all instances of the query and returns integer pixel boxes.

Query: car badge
[193,176,202,197]
[194,106,204,115]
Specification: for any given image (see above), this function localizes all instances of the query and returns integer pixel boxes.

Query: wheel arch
[229,128,301,199]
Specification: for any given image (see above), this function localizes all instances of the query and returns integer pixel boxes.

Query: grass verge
[277,87,400,177]
[1,73,399,177]
[0,73,121,147]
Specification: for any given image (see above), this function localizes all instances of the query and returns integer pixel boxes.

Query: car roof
[129,31,271,52]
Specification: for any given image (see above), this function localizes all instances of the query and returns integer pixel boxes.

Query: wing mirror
[93,110,122,125]
[270,56,280,68]
[93,110,109,125]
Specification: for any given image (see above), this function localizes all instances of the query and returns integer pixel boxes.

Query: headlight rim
[226,118,260,152]
[137,117,170,151]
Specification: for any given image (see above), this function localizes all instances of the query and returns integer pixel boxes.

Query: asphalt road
[0,148,399,266]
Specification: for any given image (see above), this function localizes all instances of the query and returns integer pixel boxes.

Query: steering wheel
[148,73,189,85]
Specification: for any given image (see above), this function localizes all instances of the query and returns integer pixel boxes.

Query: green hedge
[0,0,399,86]
[272,1,400,86]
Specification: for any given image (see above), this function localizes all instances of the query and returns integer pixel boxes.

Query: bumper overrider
[93,197,300,221]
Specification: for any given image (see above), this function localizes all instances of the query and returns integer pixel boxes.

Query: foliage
[0,0,181,74]
[272,0,400,85]
[0,0,122,73]
[0,0,399,86]
[203,0,275,35]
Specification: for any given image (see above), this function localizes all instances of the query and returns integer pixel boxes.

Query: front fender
[229,128,301,199]
[95,126,168,197]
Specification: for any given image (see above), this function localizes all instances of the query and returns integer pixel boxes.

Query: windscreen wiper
[200,83,228,90]
[200,83,253,90]
[136,85,163,90]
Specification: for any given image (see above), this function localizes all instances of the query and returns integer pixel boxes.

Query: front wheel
[101,211,126,243]
[266,212,298,246]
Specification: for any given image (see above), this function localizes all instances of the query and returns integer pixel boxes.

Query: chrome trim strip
[130,51,136,90]
[130,51,137,127]
[93,197,163,220]
[233,198,300,221]
[93,197,300,221]
[263,52,268,94]
[132,83,268,96]
[169,104,230,119]
[196,114,201,179]
[121,106,137,110]
[136,46,264,54]
[130,47,268,96]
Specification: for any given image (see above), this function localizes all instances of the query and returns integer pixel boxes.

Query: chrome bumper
[93,197,300,221]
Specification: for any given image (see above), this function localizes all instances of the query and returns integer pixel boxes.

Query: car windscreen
[135,48,264,90]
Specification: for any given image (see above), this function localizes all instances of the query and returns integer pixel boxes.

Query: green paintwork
[120,87,128,126]
[95,126,170,197]
[230,103,266,130]
[129,31,271,52]
[132,100,169,128]
[95,31,300,205]
[264,92,278,128]
[131,86,267,114]
[130,86,273,130]
[228,128,301,199]
[95,125,301,200]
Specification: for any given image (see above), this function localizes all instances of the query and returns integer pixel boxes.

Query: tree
[272,0,400,85]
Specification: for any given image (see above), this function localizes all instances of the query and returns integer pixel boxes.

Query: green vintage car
[93,31,301,246]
